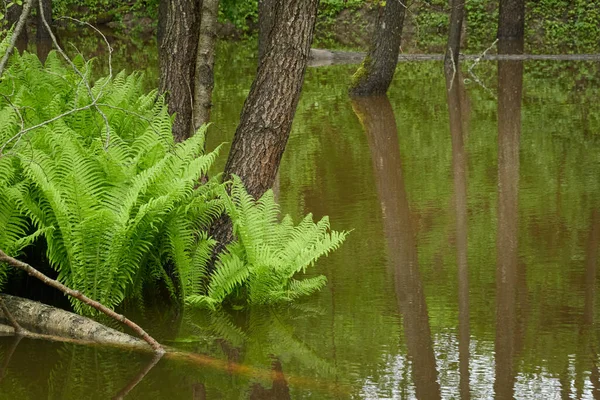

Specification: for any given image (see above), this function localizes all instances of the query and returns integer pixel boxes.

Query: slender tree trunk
[158,0,201,142]
[222,0,319,200]
[258,0,276,64]
[349,0,406,96]
[352,96,441,399]
[36,0,53,63]
[444,0,465,71]
[193,0,219,130]
[7,1,28,54]
[497,0,525,53]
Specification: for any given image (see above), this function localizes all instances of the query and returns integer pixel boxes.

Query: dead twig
[0,250,164,354]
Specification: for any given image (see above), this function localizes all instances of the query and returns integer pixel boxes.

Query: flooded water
[3,34,600,399]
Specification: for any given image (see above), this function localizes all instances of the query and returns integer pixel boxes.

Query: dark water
[3,34,600,399]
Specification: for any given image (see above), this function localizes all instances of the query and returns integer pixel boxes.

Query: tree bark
[258,0,276,64]
[349,0,406,96]
[193,0,219,130]
[6,1,29,54]
[222,0,319,200]
[158,0,201,142]
[36,0,53,63]
[444,0,466,72]
[497,0,525,51]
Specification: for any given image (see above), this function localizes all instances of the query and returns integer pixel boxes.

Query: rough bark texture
[193,0,219,130]
[258,0,276,64]
[36,0,53,63]
[158,0,201,142]
[444,0,465,71]
[0,294,147,348]
[445,69,471,400]
[222,0,319,200]
[349,0,405,96]
[497,0,525,46]
[6,2,29,54]
[494,43,524,400]
[352,96,441,399]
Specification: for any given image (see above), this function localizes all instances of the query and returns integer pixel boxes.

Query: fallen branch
[0,250,164,353]
[0,0,34,78]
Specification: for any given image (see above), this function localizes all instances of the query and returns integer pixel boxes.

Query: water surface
[2,34,600,399]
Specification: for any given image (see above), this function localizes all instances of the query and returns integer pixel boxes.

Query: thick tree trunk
[36,0,53,63]
[444,0,465,71]
[193,0,219,130]
[497,0,525,52]
[222,0,319,200]
[258,0,276,64]
[158,0,201,142]
[349,0,405,96]
[352,96,441,399]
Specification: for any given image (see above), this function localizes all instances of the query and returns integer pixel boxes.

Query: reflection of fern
[187,176,347,309]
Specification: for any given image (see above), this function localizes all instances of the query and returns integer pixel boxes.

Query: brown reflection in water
[352,96,441,399]
[111,352,163,400]
[494,38,525,400]
[583,210,600,399]
[249,358,291,400]
[445,67,471,400]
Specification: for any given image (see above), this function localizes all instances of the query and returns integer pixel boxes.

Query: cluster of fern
[0,43,346,314]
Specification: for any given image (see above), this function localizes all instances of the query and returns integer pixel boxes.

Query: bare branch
[0,249,164,354]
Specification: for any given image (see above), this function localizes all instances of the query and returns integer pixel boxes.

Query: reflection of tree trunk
[352,96,441,399]
[494,39,523,400]
[583,210,600,399]
[249,359,291,400]
[445,69,470,400]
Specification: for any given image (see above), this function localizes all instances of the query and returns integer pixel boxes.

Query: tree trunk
[444,0,465,71]
[36,0,53,63]
[0,294,148,349]
[258,0,276,64]
[349,0,405,96]
[193,0,219,130]
[497,0,525,51]
[7,2,28,54]
[158,0,201,142]
[222,0,319,200]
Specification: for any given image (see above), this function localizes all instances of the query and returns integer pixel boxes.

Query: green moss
[350,55,372,89]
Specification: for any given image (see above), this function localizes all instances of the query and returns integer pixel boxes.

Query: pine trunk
[258,0,276,63]
[349,0,405,96]
[158,0,201,142]
[193,0,219,130]
[222,0,319,200]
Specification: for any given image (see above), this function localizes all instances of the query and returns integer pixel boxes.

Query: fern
[190,176,348,309]
[0,49,347,315]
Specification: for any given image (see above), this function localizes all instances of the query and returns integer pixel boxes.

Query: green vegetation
[0,45,345,314]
